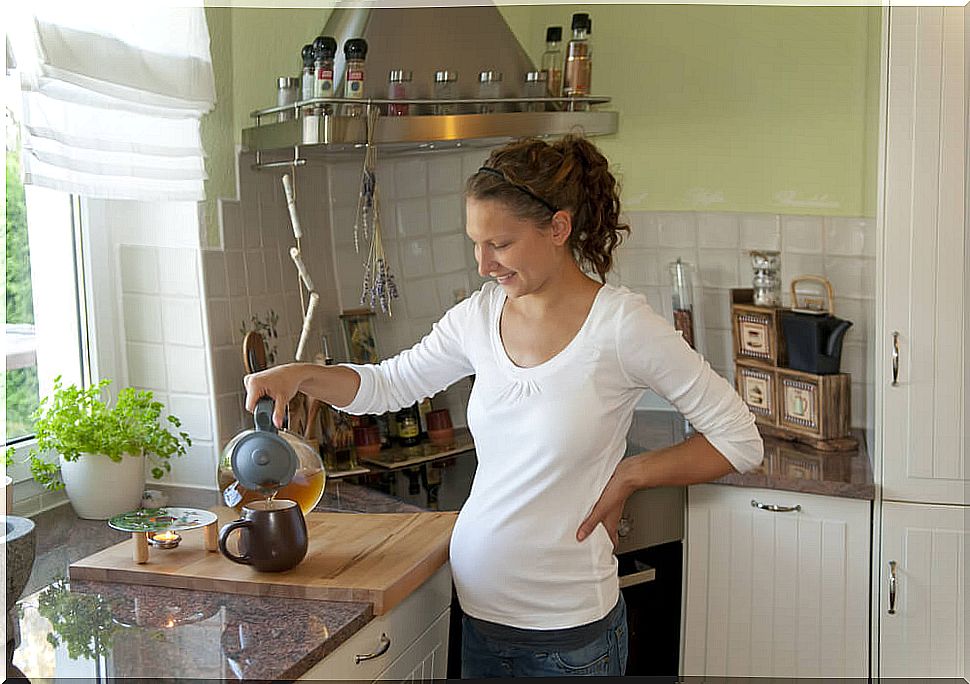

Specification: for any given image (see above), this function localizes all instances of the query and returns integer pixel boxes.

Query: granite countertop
[626,411,874,500]
[9,482,424,681]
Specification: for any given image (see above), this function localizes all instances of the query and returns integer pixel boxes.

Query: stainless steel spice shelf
[242,96,618,165]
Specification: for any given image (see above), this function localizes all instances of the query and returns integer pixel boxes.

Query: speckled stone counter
[627,411,875,500]
[9,482,421,682]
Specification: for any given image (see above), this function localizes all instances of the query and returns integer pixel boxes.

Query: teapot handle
[254,397,278,434]
[790,275,835,314]
[219,519,254,565]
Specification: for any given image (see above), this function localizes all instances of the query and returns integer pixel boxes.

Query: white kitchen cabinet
[300,563,452,681]
[879,4,968,508]
[878,502,967,678]
[873,5,967,680]
[682,484,871,678]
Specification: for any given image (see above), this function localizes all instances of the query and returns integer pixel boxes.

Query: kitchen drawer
[300,563,452,681]
[376,609,451,681]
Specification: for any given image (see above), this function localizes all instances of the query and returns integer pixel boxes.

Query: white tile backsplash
[698,249,741,288]
[168,394,213,442]
[657,213,697,248]
[740,214,781,251]
[394,159,428,199]
[430,194,463,234]
[120,245,159,294]
[401,238,433,278]
[244,250,267,296]
[164,345,208,394]
[615,249,660,287]
[403,278,443,320]
[626,213,660,248]
[697,213,740,249]
[432,234,469,274]
[781,215,824,254]
[225,251,246,297]
[123,295,162,343]
[396,197,430,238]
[825,217,875,257]
[207,299,233,347]
[162,298,204,347]
[127,342,168,390]
[824,256,875,299]
[428,154,463,195]
[202,250,229,299]
[158,248,199,296]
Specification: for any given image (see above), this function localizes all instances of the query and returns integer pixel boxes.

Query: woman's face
[465,197,569,298]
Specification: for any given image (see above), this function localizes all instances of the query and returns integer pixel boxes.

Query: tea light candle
[148,530,182,549]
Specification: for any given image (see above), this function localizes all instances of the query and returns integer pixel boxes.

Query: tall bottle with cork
[562,13,592,103]
[540,26,563,99]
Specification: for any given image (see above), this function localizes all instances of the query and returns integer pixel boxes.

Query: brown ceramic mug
[218,499,308,572]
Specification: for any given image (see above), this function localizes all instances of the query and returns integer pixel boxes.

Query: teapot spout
[825,319,853,358]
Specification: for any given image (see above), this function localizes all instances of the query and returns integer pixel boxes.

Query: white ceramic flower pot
[60,452,146,520]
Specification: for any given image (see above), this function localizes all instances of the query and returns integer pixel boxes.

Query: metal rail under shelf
[242,96,618,167]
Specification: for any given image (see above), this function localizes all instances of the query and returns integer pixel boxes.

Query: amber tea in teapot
[218,423,326,515]
[218,466,325,514]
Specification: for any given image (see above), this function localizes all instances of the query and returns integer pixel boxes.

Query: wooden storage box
[730,289,787,367]
[776,368,851,441]
[735,361,779,427]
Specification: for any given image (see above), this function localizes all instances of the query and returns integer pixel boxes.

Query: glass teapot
[217,397,326,515]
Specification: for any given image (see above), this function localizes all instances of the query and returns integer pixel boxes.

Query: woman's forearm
[295,364,361,407]
[619,434,736,492]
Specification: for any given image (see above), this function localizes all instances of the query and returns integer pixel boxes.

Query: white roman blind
[10,4,216,201]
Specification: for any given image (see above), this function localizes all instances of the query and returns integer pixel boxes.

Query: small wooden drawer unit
[776,368,851,441]
[735,361,779,427]
[730,289,787,367]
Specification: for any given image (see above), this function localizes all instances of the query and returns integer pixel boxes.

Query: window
[5,64,87,449]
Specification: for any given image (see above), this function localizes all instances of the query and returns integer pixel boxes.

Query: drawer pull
[355,633,391,664]
[888,561,897,614]
[750,499,801,513]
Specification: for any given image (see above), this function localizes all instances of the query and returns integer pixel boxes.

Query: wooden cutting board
[69,510,456,615]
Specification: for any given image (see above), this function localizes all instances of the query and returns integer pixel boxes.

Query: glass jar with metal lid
[387,69,412,116]
[477,71,502,113]
[522,71,548,112]
[433,70,459,115]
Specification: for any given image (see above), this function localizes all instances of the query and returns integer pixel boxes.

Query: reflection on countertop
[626,411,874,500]
[10,482,421,682]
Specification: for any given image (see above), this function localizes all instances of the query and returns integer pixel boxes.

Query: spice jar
[522,71,548,112]
[387,69,412,116]
[342,38,367,117]
[477,71,502,113]
[276,77,300,122]
[433,70,458,115]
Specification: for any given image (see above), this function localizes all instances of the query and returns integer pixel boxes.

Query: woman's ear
[549,210,573,246]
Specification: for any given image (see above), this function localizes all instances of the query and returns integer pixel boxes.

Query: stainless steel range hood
[242,4,618,162]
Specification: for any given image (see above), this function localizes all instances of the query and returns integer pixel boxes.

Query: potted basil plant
[25,377,192,519]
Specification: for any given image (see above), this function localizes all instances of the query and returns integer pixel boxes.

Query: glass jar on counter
[387,69,412,116]
[433,70,459,115]
[477,71,502,113]
[522,71,548,112]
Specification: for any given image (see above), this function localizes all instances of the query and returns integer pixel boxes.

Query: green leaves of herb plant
[26,377,192,490]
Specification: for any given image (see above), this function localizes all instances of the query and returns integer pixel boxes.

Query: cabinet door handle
[891,331,900,386]
[750,499,801,513]
[888,561,897,614]
[355,633,391,664]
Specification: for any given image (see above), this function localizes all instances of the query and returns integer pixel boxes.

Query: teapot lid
[230,397,298,492]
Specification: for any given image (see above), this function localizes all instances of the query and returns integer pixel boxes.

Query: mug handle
[218,519,253,565]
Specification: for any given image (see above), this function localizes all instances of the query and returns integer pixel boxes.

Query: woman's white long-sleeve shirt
[337,282,762,629]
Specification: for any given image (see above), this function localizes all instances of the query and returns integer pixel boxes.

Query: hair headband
[476,166,558,214]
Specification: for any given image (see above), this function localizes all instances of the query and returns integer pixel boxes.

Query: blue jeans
[461,595,628,678]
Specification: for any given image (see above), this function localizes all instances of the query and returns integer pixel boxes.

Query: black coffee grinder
[780,275,853,375]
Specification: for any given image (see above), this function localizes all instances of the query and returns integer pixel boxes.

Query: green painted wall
[200,4,881,226]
